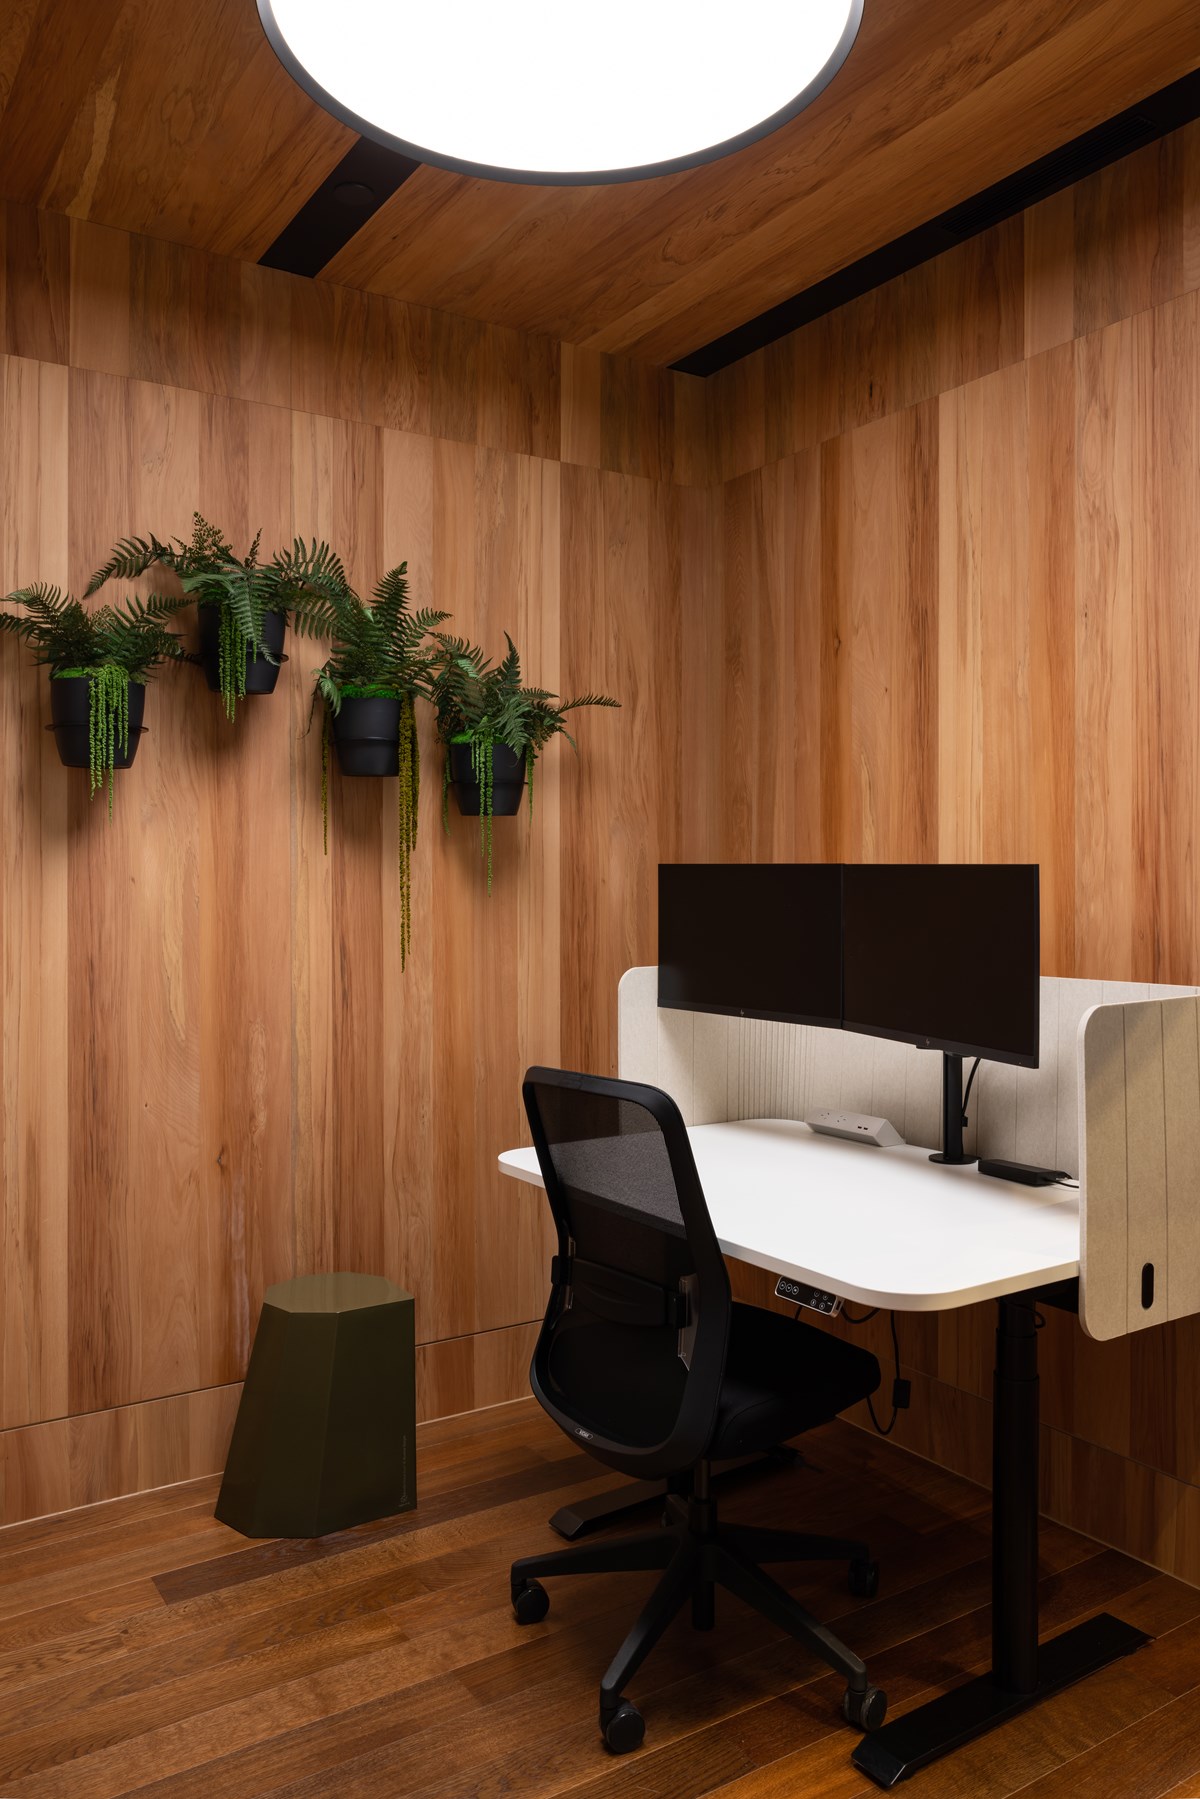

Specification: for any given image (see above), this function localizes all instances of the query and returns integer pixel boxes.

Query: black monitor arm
[929,1051,978,1166]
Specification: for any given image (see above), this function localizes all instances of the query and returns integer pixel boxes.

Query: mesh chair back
[523,1068,732,1479]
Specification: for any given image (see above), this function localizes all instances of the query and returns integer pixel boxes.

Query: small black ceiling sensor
[332,181,376,209]
[674,64,1200,377]
[259,137,418,278]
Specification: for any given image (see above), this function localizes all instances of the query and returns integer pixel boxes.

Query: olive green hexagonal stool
[216,1273,416,1538]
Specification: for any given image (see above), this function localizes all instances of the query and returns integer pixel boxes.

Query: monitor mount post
[930,1051,977,1166]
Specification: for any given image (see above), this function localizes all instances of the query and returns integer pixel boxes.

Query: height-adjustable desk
[500,970,1200,1786]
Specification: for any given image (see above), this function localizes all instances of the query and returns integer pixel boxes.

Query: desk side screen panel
[623,968,1200,1189]
[1080,995,1200,1341]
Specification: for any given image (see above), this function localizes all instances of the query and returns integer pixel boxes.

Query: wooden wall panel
[0,201,684,1523]
[707,120,1200,487]
[689,112,1200,1586]
[197,396,295,1384]
[559,465,682,1076]
[0,1383,244,1529]
[0,1321,539,1526]
[4,204,705,485]
[0,355,69,1433]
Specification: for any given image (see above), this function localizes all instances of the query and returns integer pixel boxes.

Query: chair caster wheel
[511,1578,549,1624]
[849,1558,880,1599]
[843,1684,887,1731]
[602,1698,645,1754]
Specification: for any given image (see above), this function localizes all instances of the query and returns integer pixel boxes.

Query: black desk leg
[852,1295,1150,1789]
[550,1448,798,1541]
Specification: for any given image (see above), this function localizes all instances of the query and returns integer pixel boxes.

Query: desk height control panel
[775,1276,844,1317]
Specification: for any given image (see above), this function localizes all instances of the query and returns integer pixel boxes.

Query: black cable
[961,1055,981,1125]
[794,1302,905,1438]
[791,1303,879,1324]
[864,1310,903,1436]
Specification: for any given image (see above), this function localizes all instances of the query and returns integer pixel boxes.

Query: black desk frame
[852,1284,1149,1788]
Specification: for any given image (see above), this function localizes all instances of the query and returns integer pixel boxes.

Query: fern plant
[301,560,449,968]
[430,632,618,890]
[88,514,342,723]
[0,584,189,812]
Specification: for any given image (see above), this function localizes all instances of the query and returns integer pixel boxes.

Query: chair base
[548,1445,800,1540]
[511,1469,884,1752]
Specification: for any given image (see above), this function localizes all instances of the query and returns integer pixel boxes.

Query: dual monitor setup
[658,862,1041,1168]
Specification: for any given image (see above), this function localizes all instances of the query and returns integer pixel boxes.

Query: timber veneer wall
[691,117,1200,1585]
[0,200,702,1525]
[4,106,1199,1570]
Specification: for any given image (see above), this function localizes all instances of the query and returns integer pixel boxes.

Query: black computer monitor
[842,862,1039,1164]
[841,863,1040,1066]
[658,863,842,1027]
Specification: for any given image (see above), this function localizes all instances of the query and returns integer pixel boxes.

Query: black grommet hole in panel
[1141,1262,1155,1311]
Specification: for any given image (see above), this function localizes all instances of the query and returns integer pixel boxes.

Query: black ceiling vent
[674,65,1200,378]
[939,110,1156,241]
[260,137,419,279]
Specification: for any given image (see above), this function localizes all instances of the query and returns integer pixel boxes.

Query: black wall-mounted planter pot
[449,743,527,816]
[197,606,288,695]
[48,675,146,770]
[331,694,401,776]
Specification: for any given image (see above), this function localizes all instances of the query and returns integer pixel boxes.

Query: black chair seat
[709,1304,881,1461]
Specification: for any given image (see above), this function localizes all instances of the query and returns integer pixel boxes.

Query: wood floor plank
[0,1413,1195,1799]
[1010,1687,1200,1799]
[151,1451,598,1604]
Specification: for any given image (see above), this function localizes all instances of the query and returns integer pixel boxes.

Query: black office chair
[509,1067,887,1753]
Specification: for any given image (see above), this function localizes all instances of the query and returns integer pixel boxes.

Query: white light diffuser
[258,0,864,185]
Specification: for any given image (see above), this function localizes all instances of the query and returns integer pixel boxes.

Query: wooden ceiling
[2,0,1198,366]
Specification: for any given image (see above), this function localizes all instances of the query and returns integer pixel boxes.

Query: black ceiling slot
[673,65,1200,378]
[259,137,419,278]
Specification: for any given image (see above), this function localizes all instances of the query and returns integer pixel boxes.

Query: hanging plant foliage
[0,584,189,813]
[88,515,346,724]
[298,561,448,970]
[431,631,618,892]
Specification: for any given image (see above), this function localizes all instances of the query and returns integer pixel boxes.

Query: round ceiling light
[258,0,864,186]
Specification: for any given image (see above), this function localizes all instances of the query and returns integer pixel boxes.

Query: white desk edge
[497,1118,1081,1314]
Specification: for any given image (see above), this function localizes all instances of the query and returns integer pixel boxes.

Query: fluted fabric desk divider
[1080,995,1200,1340]
[618,968,1200,1341]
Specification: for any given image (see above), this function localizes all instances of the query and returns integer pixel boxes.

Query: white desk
[499,1118,1080,1312]
[498,1113,1144,1789]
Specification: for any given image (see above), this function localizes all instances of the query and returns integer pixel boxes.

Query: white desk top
[498,1118,1080,1312]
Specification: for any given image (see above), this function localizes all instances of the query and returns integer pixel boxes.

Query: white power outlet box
[804,1109,903,1148]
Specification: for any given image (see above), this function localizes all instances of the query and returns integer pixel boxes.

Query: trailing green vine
[217,601,249,723]
[472,730,496,889]
[398,694,418,964]
[87,664,133,815]
[430,632,618,892]
[321,709,330,856]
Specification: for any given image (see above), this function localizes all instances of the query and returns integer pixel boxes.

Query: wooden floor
[2,1403,1200,1799]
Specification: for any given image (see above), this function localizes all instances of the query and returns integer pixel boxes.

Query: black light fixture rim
[256,0,865,187]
